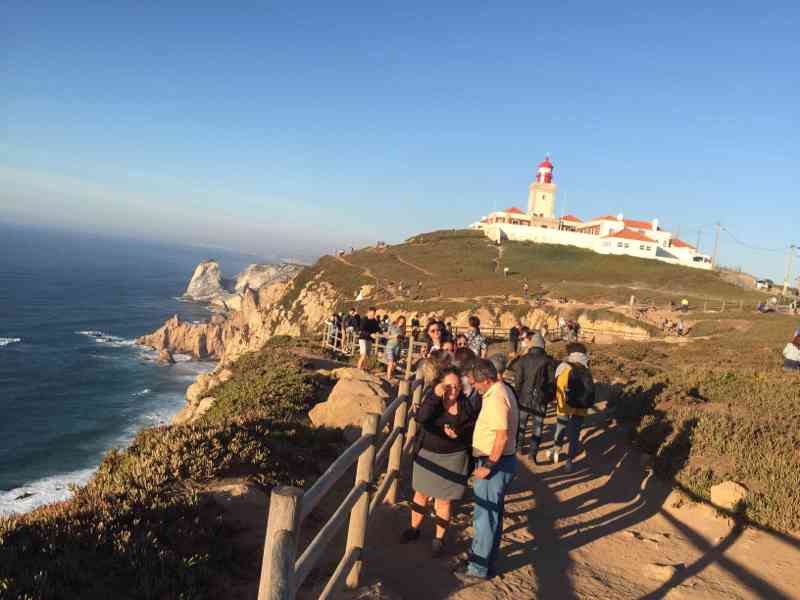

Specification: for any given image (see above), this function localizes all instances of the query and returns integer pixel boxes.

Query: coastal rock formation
[182,259,302,311]
[138,268,339,364]
[235,263,300,293]
[158,349,175,364]
[173,396,216,425]
[184,259,228,302]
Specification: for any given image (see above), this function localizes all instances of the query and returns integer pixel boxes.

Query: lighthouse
[528,156,557,219]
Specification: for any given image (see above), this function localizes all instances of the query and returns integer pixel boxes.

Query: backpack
[518,356,554,413]
[564,363,596,410]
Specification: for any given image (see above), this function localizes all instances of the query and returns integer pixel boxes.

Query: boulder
[158,349,175,364]
[710,481,748,512]
[643,563,683,582]
[310,370,389,439]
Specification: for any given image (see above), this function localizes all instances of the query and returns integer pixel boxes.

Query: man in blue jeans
[453,359,519,584]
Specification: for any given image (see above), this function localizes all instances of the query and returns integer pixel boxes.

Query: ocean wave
[0,337,21,347]
[133,388,151,397]
[0,467,96,516]
[75,330,136,348]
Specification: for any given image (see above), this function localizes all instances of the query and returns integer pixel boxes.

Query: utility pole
[712,222,721,269]
[782,244,796,297]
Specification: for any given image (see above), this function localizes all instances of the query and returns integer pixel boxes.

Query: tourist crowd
[404,327,595,584]
[325,308,598,582]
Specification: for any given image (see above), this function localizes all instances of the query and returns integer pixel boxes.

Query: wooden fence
[257,379,424,600]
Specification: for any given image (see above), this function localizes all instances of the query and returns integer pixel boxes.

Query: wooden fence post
[266,529,297,600]
[721,299,726,311]
[739,300,743,311]
[258,486,304,600]
[345,413,380,589]
[386,381,409,505]
[406,374,423,446]
[704,298,708,312]
[404,335,414,380]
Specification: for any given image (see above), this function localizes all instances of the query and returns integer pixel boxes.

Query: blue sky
[2,2,799,278]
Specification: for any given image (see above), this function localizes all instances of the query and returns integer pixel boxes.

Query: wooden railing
[321,324,429,376]
[257,379,420,600]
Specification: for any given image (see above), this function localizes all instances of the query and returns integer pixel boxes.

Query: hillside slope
[304,229,764,312]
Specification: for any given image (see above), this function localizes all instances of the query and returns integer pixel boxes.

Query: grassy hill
[295,229,765,312]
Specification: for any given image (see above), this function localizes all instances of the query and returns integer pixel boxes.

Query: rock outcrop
[309,368,391,440]
[138,268,338,364]
[173,396,216,425]
[235,263,300,293]
[184,259,228,302]
[182,259,302,312]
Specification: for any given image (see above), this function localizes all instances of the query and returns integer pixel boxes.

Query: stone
[643,563,683,582]
[158,349,175,364]
[309,373,389,440]
[710,480,748,512]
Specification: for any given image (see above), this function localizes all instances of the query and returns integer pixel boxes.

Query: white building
[472,157,713,270]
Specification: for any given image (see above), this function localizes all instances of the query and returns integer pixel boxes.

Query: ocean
[0,223,258,515]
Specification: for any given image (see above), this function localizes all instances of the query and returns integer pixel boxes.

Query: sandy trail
[344,413,800,599]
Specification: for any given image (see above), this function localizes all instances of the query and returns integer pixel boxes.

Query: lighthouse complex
[472,157,713,270]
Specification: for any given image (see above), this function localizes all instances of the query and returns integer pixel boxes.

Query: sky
[2,2,799,278]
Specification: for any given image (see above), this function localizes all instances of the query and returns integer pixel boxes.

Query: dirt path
[391,254,436,278]
[337,255,379,283]
[347,413,800,599]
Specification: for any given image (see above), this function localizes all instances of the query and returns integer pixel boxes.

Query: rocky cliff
[182,259,302,312]
[138,268,340,364]
[184,259,228,303]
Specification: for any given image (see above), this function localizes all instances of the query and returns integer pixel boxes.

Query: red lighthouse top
[536,155,554,183]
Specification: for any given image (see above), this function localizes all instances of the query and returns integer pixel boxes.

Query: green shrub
[205,343,314,423]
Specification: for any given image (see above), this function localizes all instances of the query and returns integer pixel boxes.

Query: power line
[720,227,787,254]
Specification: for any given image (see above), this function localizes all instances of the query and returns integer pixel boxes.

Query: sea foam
[75,330,135,348]
[0,337,21,347]
[0,467,96,516]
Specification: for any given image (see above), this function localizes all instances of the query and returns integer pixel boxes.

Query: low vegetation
[0,338,341,599]
[621,366,800,532]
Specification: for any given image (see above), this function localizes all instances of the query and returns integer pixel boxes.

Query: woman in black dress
[401,367,479,556]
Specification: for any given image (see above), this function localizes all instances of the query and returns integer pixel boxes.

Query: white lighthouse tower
[527,156,557,219]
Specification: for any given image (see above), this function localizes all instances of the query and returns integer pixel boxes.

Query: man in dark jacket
[512,332,555,461]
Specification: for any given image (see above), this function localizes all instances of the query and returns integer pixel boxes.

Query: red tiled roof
[592,214,620,222]
[602,228,657,243]
[505,207,524,214]
[672,238,696,250]
[561,214,583,223]
[624,218,655,230]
